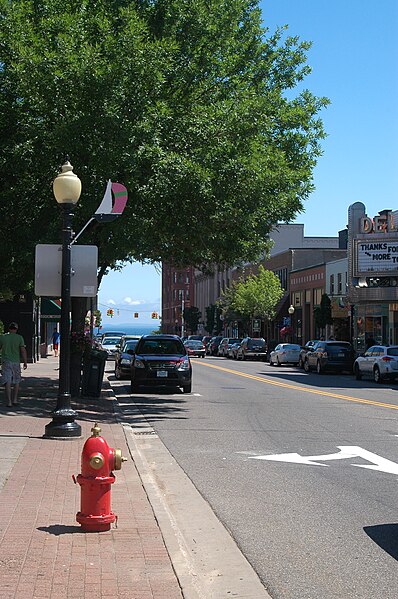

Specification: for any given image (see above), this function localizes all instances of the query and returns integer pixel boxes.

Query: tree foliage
[222,266,283,320]
[0,0,329,295]
[183,306,201,334]
[314,293,333,330]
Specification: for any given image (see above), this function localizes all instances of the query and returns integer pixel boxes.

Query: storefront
[348,203,398,352]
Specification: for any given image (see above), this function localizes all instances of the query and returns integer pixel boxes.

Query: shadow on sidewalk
[37,525,82,535]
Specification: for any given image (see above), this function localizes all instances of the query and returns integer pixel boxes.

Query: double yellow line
[194,361,398,411]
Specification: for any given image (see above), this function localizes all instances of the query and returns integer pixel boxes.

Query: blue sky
[99,0,398,325]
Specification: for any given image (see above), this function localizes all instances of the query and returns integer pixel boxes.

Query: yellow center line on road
[194,361,398,411]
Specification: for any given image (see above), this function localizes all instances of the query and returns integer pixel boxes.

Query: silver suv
[354,345,398,383]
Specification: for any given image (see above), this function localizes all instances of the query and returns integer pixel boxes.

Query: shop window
[330,274,334,295]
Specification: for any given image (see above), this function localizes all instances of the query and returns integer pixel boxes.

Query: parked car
[201,336,212,350]
[131,335,192,393]
[114,338,140,379]
[236,337,267,361]
[100,336,122,360]
[353,345,398,383]
[207,336,223,356]
[227,342,242,359]
[303,340,355,374]
[269,343,301,366]
[218,338,242,357]
[298,340,320,368]
[184,339,206,358]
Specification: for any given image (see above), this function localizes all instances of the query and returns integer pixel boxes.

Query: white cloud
[107,299,116,305]
[122,297,145,306]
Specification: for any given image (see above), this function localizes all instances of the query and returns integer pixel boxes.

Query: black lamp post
[45,160,82,438]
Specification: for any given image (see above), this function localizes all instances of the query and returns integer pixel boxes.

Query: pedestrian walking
[0,322,28,408]
[52,328,60,357]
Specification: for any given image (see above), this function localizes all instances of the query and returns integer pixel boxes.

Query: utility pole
[181,296,185,338]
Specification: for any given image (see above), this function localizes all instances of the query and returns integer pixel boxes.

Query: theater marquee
[354,238,398,276]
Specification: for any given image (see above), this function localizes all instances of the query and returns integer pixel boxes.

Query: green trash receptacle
[82,348,108,397]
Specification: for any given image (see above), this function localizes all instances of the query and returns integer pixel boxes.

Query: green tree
[314,293,333,331]
[0,0,328,295]
[230,266,284,321]
[183,306,201,335]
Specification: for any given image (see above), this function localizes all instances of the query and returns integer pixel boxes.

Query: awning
[41,298,61,320]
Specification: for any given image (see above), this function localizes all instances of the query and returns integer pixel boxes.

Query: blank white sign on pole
[35,244,98,297]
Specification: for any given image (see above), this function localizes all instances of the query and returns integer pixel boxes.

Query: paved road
[108,357,398,599]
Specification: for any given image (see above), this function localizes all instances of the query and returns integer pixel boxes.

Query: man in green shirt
[0,322,28,408]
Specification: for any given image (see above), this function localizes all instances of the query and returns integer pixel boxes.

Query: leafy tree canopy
[183,305,201,334]
[223,265,283,320]
[0,0,329,294]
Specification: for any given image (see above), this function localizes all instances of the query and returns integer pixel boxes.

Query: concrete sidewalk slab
[0,356,183,599]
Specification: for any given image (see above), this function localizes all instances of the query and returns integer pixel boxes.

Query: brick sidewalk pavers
[0,358,183,599]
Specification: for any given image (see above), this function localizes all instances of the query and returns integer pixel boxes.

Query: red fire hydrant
[74,422,127,532]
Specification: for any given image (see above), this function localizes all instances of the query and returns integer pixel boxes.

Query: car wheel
[373,366,383,384]
[304,359,310,373]
[183,383,192,393]
[354,364,362,380]
[316,360,323,374]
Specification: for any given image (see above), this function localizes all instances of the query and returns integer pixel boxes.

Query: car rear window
[102,338,119,345]
[387,347,398,356]
[137,339,185,355]
[326,343,352,350]
[248,339,265,348]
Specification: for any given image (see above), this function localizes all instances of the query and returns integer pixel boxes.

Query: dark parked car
[298,340,320,368]
[207,336,223,356]
[131,335,192,393]
[184,340,206,358]
[114,338,140,379]
[236,337,267,361]
[303,340,355,374]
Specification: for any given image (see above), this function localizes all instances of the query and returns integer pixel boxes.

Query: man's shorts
[1,361,22,384]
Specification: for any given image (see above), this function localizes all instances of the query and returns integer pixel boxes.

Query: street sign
[35,244,98,297]
[252,319,261,331]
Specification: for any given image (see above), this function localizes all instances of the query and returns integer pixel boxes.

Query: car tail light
[177,357,190,371]
[382,356,394,362]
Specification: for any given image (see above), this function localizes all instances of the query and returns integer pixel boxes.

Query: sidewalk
[0,355,183,599]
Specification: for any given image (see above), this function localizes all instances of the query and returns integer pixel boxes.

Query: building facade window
[337,272,342,294]
[313,288,322,305]
[330,274,335,295]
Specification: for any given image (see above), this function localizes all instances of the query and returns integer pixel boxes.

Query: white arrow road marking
[248,446,398,475]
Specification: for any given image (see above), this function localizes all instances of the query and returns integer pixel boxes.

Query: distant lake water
[98,323,160,336]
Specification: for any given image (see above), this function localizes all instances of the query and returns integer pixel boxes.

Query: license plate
[338,353,345,357]
[157,370,168,378]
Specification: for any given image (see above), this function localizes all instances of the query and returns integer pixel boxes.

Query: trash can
[40,343,48,358]
[81,348,108,398]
